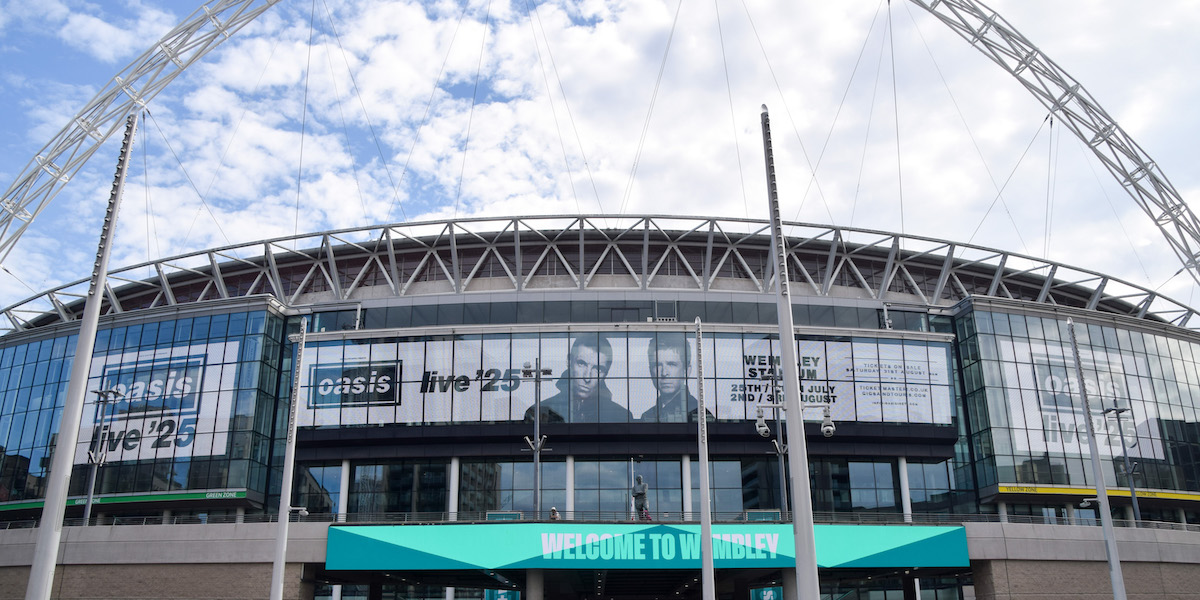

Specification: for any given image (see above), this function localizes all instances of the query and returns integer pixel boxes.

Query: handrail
[3,510,1196,532]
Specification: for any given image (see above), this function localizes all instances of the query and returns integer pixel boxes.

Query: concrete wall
[2,521,1199,599]
[0,563,311,600]
[965,522,1200,600]
[0,523,328,600]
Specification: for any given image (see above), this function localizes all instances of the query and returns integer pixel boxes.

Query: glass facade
[0,310,285,506]
[349,460,448,514]
[2,295,1199,541]
[957,309,1200,492]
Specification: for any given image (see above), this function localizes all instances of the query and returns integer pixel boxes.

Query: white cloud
[56,1,178,63]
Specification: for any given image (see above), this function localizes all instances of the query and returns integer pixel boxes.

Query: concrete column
[782,568,796,600]
[1065,503,1076,524]
[338,459,351,522]
[445,587,455,600]
[902,575,920,600]
[997,501,1008,523]
[1179,507,1188,525]
[1123,505,1136,523]
[526,569,544,600]
[682,454,692,520]
[162,509,172,525]
[332,459,351,600]
[897,457,912,523]
[449,457,460,521]
[566,456,575,519]
[236,507,245,524]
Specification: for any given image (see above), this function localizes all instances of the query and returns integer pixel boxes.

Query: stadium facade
[1,215,1200,600]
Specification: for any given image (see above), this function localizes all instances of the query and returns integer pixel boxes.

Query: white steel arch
[0,0,1197,307]
[0,0,281,265]
[909,0,1200,288]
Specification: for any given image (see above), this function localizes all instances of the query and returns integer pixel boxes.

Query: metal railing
[3,510,1197,532]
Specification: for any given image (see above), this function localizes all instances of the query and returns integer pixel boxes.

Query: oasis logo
[308,362,401,408]
[1034,356,1123,413]
[100,356,205,418]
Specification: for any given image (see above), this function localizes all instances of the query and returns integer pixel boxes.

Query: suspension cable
[522,0,580,215]
[739,0,887,227]
[715,0,750,221]
[850,26,889,226]
[1077,135,1153,286]
[141,122,160,263]
[902,3,1007,224]
[1043,117,1055,258]
[318,0,369,219]
[966,115,1049,248]
[321,0,412,223]
[619,0,685,215]
[384,1,474,225]
[527,1,605,215]
[147,111,233,249]
[887,0,905,237]
[455,0,494,218]
[294,0,318,246]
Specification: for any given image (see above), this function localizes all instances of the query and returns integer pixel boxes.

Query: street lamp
[757,372,789,515]
[1067,318,1126,600]
[522,360,552,519]
[270,317,309,600]
[83,389,123,525]
[761,105,824,600]
[1102,406,1142,523]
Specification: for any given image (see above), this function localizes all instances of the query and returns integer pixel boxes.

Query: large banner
[73,341,239,464]
[1007,343,1164,460]
[296,334,954,427]
[326,523,969,570]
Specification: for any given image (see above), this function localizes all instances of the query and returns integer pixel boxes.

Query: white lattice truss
[2,215,1195,336]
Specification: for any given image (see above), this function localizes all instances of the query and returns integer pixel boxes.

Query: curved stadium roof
[2,215,1196,337]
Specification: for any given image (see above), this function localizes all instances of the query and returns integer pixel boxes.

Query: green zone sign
[326,523,967,570]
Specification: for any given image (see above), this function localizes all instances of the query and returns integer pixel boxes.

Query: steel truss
[2,215,1195,336]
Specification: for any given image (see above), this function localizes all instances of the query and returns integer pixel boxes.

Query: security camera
[298,508,309,517]
[754,407,771,438]
[756,421,772,438]
[820,406,835,437]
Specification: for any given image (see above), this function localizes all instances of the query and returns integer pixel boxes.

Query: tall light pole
[522,360,552,519]
[270,317,309,600]
[1068,319,1127,600]
[26,112,140,600]
[759,372,790,515]
[1103,406,1142,523]
[695,318,716,600]
[761,105,821,600]
[83,389,122,525]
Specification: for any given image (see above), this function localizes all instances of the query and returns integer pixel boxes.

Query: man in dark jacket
[524,335,631,423]
[638,335,714,423]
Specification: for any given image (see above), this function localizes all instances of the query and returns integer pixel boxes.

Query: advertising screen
[73,341,239,464]
[1008,343,1165,460]
[295,333,954,427]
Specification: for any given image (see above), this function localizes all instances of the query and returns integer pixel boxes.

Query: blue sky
[2,0,1199,314]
